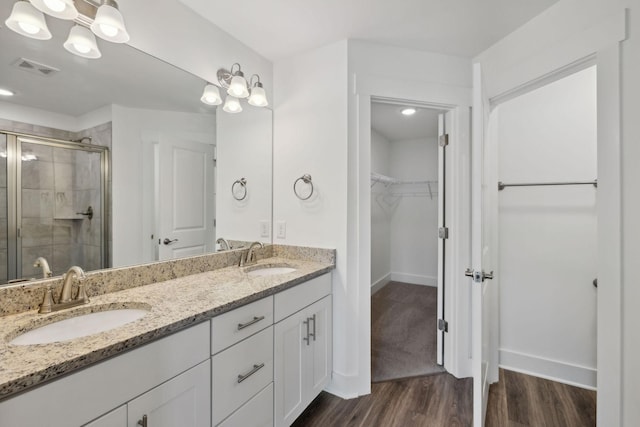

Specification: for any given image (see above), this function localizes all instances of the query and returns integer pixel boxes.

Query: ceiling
[371,102,441,142]
[178,0,558,61]
[0,2,211,117]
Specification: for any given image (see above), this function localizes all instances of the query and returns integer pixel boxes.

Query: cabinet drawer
[274,273,331,322]
[218,383,273,427]
[212,326,274,425]
[212,296,274,354]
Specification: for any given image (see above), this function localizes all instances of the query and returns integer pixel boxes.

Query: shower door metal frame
[3,131,110,281]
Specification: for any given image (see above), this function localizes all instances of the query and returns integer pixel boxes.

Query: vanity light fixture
[0,88,15,97]
[401,107,417,116]
[4,0,130,59]
[63,24,101,59]
[247,75,268,107]
[213,63,269,112]
[5,1,52,40]
[200,84,222,106]
[223,95,243,114]
[90,0,130,43]
[30,0,78,20]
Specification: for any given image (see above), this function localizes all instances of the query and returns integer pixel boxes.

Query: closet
[369,101,445,382]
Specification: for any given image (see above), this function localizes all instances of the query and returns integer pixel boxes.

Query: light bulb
[227,75,249,98]
[223,96,242,114]
[401,108,417,116]
[0,88,15,97]
[73,42,91,54]
[200,84,222,106]
[18,21,39,35]
[99,23,118,38]
[43,0,65,12]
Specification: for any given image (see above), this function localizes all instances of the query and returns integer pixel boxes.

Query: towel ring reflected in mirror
[294,174,314,200]
[232,177,247,201]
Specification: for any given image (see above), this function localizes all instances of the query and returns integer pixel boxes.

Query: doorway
[0,132,109,283]
[369,100,449,382]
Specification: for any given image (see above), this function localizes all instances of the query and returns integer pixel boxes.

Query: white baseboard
[324,371,361,399]
[390,272,437,287]
[499,348,597,390]
[371,273,391,294]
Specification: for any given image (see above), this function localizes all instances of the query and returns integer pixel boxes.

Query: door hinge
[438,227,449,239]
[439,134,449,147]
[438,318,448,333]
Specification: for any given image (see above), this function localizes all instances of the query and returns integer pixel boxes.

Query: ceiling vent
[12,58,60,77]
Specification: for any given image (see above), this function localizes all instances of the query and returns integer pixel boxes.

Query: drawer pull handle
[310,314,317,341]
[237,315,266,330]
[137,415,148,427]
[237,363,265,383]
[303,318,310,345]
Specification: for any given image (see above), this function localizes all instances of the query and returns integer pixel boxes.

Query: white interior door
[158,134,215,260]
[471,63,499,427]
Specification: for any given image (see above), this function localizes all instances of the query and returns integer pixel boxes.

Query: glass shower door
[18,138,105,279]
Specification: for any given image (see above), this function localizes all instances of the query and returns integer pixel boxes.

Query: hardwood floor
[291,373,473,427]
[291,369,596,427]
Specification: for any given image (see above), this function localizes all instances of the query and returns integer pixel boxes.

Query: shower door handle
[163,238,179,245]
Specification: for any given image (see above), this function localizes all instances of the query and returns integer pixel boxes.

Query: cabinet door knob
[137,415,148,427]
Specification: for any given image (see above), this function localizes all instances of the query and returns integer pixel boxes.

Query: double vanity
[0,244,335,427]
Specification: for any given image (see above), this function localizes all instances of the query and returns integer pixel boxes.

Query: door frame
[474,27,625,426]
[347,74,473,397]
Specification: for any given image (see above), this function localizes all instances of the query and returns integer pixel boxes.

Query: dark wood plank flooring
[291,369,596,427]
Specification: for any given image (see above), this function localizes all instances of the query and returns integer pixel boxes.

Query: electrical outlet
[260,220,270,238]
[276,221,286,239]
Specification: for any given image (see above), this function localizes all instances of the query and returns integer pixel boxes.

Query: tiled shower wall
[0,119,111,280]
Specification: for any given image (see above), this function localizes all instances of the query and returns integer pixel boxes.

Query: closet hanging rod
[498,180,597,191]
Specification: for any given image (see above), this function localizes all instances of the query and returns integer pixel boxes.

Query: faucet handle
[76,282,89,303]
[39,285,54,314]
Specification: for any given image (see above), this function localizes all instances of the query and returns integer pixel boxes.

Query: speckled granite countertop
[0,256,333,400]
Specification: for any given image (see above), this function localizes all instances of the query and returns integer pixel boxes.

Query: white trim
[499,349,597,390]
[371,274,391,294]
[324,371,360,400]
[389,272,437,287]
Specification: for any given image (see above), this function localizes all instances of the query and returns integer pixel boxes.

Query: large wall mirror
[0,4,273,284]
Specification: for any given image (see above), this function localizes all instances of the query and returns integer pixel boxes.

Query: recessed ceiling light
[0,88,15,97]
[401,107,417,116]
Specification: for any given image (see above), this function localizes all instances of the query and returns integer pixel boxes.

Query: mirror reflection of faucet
[216,237,230,251]
[33,257,53,279]
[76,206,94,220]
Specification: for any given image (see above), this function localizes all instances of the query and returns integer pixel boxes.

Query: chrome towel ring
[232,178,247,200]
[294,174,313,200]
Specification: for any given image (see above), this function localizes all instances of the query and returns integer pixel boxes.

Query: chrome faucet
[33,257,52,279]
[216,237,230,251]
[239,242,264,267]
[39,266,89,314]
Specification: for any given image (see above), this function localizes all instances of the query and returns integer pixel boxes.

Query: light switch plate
[276,221,286,239]
[260,220,270,238]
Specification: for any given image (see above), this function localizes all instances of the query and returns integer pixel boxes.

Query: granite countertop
[0,256,333,400]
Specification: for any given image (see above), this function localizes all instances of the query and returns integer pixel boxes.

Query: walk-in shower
[0,132,109,283]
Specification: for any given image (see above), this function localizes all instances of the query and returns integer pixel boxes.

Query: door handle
[137,415,147,427]
[465,268,494,283]
[163,238,179,245]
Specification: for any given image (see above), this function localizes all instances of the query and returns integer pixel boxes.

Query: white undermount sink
[246,265,297,277]
[9,308,149,346]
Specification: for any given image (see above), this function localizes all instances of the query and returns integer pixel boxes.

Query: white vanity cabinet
[0,322,211,427]
[211,296,274,426]
[274,274,332,427]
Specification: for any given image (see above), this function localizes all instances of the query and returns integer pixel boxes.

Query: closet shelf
[371,173,439,201]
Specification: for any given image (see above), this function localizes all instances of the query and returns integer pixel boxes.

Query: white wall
[496,67,597,388]
[111,105,215,267]
[370,130,391,289]
[389,137,439,286]
[0,101,111,133]
[216,108,273,244]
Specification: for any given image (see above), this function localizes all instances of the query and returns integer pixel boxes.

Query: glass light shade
[248,86,268,107]
[90,4,130,43]
[223,96,243,114]
[200,84,222,106]
[5,1,52,40]
[64,25,102,59]
[30,0,78,20]
[0,88,15,97]
[227,75,249,98]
